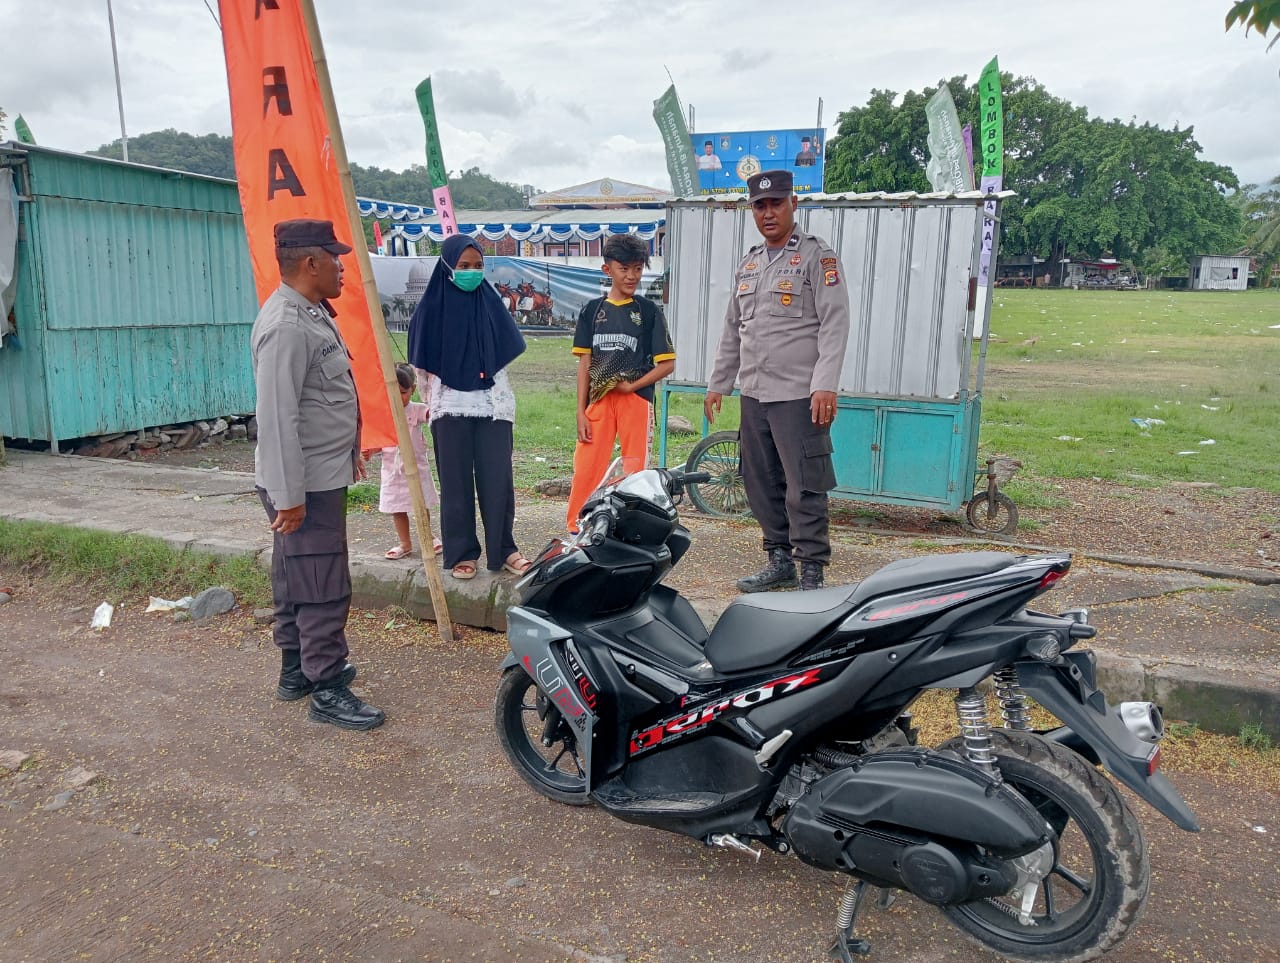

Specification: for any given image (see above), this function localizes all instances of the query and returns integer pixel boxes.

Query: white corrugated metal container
[665,192,1004,400]
[1189,255,1249,291]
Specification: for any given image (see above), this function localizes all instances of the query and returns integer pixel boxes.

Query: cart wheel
[685,430,752,519]
[965,491,1019,536]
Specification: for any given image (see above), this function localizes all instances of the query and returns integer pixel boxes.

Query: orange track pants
[565,390,653,531]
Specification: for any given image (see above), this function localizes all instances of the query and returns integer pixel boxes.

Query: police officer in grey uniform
[704,170,851,592]
[253,218,384,730]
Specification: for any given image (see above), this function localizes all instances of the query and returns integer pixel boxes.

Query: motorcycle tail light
[1038,570,1065,591]
[1147,745,1162,776]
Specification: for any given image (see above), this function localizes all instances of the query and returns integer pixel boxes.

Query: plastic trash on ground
[91,602,115,630]
[145,596,194,613]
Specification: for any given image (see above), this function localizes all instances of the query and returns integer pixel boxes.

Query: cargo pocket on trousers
[279,508,351,603]
[800,433,837,493]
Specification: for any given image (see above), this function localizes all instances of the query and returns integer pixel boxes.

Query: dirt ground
[139,436,1280,575]
[1,587,1277,963]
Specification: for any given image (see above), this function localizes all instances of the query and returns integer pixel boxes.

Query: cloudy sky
[5,0,1279,193]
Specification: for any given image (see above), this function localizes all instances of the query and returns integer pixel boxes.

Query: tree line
[86,129,529,211]
[825,75,1248,277]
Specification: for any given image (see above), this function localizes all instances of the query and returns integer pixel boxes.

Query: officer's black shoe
[736,548,798,593]
[308,682,385,730]
[276,661,357,701]
[799,560,825,591]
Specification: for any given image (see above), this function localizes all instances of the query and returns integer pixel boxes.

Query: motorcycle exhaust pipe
[1118,701,1165,743]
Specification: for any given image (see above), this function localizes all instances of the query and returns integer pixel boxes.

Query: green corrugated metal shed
[0,144,257,450]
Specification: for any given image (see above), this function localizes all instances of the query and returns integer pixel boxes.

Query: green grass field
[386,287,1278,494]
[980,288,1280,491]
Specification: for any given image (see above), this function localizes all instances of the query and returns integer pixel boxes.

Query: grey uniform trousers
[738,395,837,565]
[257,487,352,683]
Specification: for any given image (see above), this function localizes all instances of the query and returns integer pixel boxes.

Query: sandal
[385,545,414,560]
[502,553,533,576]
[432,538,444,556]
[451,561,478,580]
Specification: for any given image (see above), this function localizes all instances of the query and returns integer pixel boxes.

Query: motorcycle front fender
[1016,656,1200,832]
[506,606,598,789]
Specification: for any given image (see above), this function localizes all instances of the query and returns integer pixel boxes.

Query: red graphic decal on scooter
[522,654,588,728]
[629,667,826,756]
[865,591,971,622]
[564,647,598,711]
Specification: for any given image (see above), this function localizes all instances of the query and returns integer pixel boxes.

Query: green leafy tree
[825,75,1242,265]
[1226,1,1280,46]
[1238,176,1280,285]
[89,129,237,178]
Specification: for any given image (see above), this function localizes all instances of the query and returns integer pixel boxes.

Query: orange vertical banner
[218,0,395,448]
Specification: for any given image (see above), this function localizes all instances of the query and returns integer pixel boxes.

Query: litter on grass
[145,596,193,613]
[1131,418,1166,430]
[91,602,115,630]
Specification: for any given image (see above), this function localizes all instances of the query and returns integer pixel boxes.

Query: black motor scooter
[496,463,1197,961]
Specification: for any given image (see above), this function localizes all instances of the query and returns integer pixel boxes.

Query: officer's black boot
[736,547,798,593]
[276,649,356,701]
[308,678,385,731]
[799,560,825,591]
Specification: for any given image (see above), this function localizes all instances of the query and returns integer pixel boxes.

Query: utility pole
[107,0,130,162]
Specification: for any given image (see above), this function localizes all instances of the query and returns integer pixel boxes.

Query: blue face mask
[450,267,485,292]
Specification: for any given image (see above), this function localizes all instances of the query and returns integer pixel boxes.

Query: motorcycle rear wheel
[494,667,591,806]
[938,730,1149,962]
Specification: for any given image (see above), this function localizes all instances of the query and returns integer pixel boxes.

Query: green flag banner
[652,85,698,198]
[14,115,35,145]
[414,77,458,237]
[924,85,973,193]
[977,57,1004,292]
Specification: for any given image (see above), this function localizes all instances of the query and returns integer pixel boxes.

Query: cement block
[1093,653,1149,702]
[188,537,261,560]
[349,557,413,611]
[404,567,498,630]
[1149,662,1280,740]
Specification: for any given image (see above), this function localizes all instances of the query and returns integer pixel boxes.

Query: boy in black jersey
[565,234,675,530]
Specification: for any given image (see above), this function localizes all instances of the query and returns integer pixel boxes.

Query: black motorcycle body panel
[505,468,1197,852]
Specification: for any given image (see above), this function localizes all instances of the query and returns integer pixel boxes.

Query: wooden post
[299,0,453,641]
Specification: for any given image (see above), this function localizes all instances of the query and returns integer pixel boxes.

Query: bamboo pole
[299,0,453,641]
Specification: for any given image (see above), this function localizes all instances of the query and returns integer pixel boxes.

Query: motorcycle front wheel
[494,667,591,806]
[938,730,1149,962]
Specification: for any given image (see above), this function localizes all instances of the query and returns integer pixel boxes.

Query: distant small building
[1058,258,1137,289]
[1189,254,1249,291]
[995,253,1046,287]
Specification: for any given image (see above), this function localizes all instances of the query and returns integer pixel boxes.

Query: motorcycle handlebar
[586,506,614,545]
[662,468,712,496]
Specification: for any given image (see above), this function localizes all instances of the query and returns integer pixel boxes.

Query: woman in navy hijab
[407,235,528,579]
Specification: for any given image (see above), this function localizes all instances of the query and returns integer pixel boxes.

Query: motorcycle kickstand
[828,880,872,961]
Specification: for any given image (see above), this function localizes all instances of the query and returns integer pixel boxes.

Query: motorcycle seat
[704,553,1020,675]
[705,584,856,674]
[846,551,1019,606]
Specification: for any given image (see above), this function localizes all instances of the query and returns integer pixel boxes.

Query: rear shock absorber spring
[994,666,1033,731]
[955,687,1001,780]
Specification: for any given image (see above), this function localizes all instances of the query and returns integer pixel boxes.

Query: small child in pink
[377,364,441,559]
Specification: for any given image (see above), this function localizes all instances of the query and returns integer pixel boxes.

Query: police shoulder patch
[823,269,840,287]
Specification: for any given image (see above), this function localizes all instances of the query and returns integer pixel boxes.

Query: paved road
[1,590,1276,962]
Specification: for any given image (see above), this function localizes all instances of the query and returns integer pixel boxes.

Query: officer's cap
[273,218,353,255]
[747,169,793,203]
